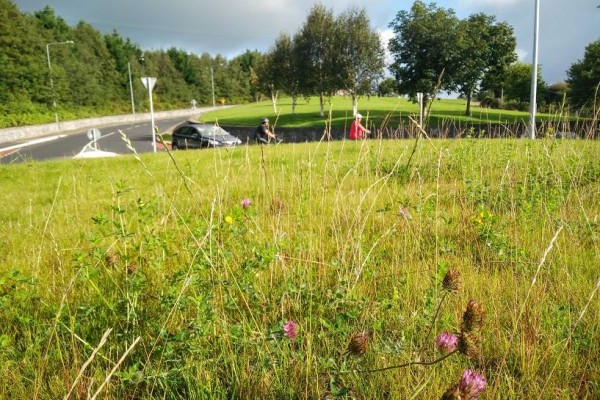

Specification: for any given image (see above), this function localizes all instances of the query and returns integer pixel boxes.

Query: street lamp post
[46,40,74,125]
[128,61,135,115]
[210,65,215,108]
[527,0,540,139]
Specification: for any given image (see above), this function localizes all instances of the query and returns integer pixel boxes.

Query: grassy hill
[0,138,598,398]
[199,96,582,132]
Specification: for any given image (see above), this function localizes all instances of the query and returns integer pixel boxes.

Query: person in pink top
[349,113,370,140]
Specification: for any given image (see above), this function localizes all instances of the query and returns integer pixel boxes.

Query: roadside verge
[0,106,230,145]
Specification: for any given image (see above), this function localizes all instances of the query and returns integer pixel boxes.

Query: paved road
[0,118,185,164]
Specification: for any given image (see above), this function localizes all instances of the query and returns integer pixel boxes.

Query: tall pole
[147,80,156,153]
[46,40,74,125]
[528,0,540,139]
[210,65,215,108]
[128,62,135,115]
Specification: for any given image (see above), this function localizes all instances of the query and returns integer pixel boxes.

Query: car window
[197,126,228,138]
[176,126,192,137]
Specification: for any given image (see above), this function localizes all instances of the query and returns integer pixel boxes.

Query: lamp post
[527,0,540,139]
[210,65,215,108]
[46,40,74,124]
[128,62,135,115]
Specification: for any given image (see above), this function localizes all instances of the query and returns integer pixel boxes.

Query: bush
[479,97,503,109]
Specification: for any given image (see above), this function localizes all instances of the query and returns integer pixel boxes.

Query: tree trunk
[292,93,297,114]
[352,93,358,116]
[319,92,325,117]
[465,91,472,116]
[271,89,278,113]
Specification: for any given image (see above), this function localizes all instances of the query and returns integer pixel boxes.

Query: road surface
[0,118,186,164]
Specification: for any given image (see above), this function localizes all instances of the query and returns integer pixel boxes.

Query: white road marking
[0,135,67,152]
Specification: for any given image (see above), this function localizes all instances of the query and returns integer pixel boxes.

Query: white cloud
[13,0,599,83]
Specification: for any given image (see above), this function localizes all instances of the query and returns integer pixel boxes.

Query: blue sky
[14,0,600,84]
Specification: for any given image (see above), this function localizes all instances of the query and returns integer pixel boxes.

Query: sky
[13,0,600,85]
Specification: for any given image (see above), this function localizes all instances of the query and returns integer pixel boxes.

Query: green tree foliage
[388,1,517,117]
[545,81,569,112]
[167,47,201,88]
[479,21,518,102]
[258,33,300,113]
[504,62,547,108]
[105,32,143,81]
[211,55,234,104]
[388,1,460,105]
[141,51,192,108]
[567,39,600,110]
[229,50,263,103]
[334,7,385,115]
[0,0,260,127]
[294,3,337,116]
[377,77,398,97]
[0,0,48,104]
[455,14,516,116]
[66,22,122,106]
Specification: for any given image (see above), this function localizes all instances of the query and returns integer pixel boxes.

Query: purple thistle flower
[283,321,299,341]
[459,369,487,400]
[241,198,251,209]
[435,332,459,354]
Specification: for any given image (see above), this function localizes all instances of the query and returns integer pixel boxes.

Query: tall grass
[0,136,598,398]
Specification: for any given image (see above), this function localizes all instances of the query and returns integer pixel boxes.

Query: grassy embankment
[0,132,598,398]
[199,96,588,137]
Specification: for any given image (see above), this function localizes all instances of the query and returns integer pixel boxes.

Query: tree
[334,7,385,116]
[567,39,600,110]
[378,77,397,97]
[0,0,47,104]
[259,33,301,113]
[294,3,337,117]
[105,30,144,105]
[66,21,121,107]
[545,82,569,112]
[388,1,460,107]
[34,5,71,40]
[140,51,192,107]
[167,48,200,88]
[454,14,516,115]
[479,21,517,103]
[230,50,263,103]
[504,62,547,107]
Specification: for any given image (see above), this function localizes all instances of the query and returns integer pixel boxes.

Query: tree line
[1,0,598,128]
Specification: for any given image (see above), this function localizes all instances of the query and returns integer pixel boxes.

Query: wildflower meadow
[0,136,598,398]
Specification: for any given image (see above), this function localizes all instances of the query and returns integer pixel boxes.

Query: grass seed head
[104,253,118,268]
[458,330,482,360]
[442,268,461,292]
[271,196,286,213]
[462,299,484,332]
[440,383,460,400]
[346,331,369,356]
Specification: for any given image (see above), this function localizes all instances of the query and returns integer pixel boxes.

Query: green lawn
[0,138,598,398]
[200,96,575,130]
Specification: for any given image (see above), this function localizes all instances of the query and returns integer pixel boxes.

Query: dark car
[171,122,242,150]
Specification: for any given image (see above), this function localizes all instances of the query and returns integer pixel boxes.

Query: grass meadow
[202,96,588,137]
[0,135,599,398]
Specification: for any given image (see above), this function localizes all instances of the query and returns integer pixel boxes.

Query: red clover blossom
[459,369,487,399]
[283,321,298,341]
[435,332,458,354]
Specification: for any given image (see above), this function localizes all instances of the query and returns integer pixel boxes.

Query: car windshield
[197,126,228,138]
